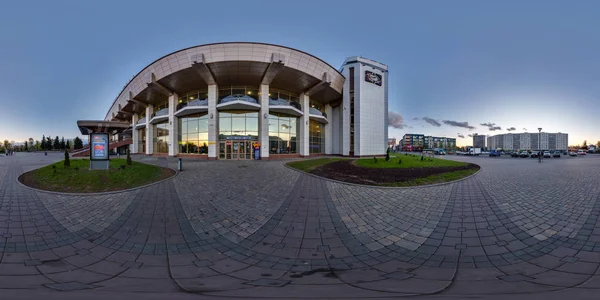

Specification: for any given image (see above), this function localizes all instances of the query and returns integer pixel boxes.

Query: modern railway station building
[101,42,388,160]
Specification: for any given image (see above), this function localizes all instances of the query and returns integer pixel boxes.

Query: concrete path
[1,152,599,299]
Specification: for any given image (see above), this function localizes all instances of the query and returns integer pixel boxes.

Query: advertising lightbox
[90,133,109,160]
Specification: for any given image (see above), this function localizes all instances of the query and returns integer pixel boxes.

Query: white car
[577,150,587,155]
[543,151,551,158]
[569,151,578,157]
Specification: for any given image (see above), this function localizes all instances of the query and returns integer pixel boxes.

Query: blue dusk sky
[0,0,598,147]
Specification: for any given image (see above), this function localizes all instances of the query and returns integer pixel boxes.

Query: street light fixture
[538,127,542,162]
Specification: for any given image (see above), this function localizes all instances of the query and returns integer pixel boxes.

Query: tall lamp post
[538,127,542,162]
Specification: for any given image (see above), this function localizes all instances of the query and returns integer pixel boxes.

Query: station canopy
[77,120,131,135]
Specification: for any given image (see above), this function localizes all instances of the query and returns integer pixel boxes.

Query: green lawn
[286,157,346,172]
[355,154,467,168]
[20,158,174,193]
[383,168,479,187]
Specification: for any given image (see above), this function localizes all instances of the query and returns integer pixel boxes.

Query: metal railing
[219,94,258,104]
[150,108,169,119]
[177,99,208,110]
[309,107,327,118]
[269,98,301,110]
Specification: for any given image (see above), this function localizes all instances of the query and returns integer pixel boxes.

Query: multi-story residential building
[424,136,457,149]
[401,134,456,150]
[473,134,486,149]
[486,132,568,151]
[401,134,424,151]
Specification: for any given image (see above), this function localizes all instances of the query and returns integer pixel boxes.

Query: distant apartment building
[472,134,486,149]
[424,136,456,149]
[486,132,568,151]
[401,134,456,150]
[401,134,425,150]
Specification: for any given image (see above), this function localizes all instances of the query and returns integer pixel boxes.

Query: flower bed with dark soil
[308,159,480,186]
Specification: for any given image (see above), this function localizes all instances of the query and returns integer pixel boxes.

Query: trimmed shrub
[64,149,70,168]
[126,149,132,165]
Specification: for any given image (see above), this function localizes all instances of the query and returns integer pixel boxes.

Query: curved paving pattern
[1,153,600,299]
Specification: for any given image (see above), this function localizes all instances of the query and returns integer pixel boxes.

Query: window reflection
[154,122,169,154]
[218,111,258,140]
[178,113,209,154]
[309,120,325,154]
[269,113,298,154]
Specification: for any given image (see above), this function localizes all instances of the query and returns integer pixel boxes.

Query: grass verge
[355,154,467,168]
[19,158,175,193]
[286,158,346,172]
[383,168,479,187]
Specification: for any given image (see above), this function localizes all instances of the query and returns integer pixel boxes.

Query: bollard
[178,158,182,171]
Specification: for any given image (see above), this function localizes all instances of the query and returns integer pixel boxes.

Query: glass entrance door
[220,140,253,160]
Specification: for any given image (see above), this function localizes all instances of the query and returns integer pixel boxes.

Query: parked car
[577,150,587,155]
[552,151,561,158]
[489,150,501,157]
[511,152,519,157]
[569,151,578,157]
[519,151,529,158]
[543,151,552,158]
[530,151,539,158]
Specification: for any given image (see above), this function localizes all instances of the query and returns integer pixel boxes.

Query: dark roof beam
[260,53,286,85]
[190,53,217,85]
[304,72,332,96]
[146,73,175,96]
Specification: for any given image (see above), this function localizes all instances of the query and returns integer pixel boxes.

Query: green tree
[35,140,40,151]
[41,135,46,150]
[60,137,66,150]
[126,149,132,165]
[53,136,60,150]
[64,149,70,167]
[24,141,28,152]
[46,136,52,150]
[73,137,83,150]
[66,140,71,150]
[3,140,8,150]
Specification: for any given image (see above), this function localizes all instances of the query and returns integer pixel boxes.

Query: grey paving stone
[121,261,143,269]
[24,259,42,266]
[317,245,330,252]
[44,281,98,291]
[382,271,415,280]
[245,278,290,287]
[560,256,579,263]
[498,273,534,282]
[193,260,213,267]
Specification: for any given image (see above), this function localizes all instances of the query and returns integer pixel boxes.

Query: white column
[145,104,154,155]
[299,93,310,156]
[259,84,270,159]
[131,113,139,153]
[208,84,218,159]
[325,104,333,155]
[168,93,179,156]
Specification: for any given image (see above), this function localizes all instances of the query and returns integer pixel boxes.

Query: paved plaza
[0,153,600,299]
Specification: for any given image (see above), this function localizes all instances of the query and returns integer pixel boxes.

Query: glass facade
[218,111,259,140]
[178,113,209,154]
[155,101,168,111]
[219,86,259,103]
[309,120,325,154]
[154,122,169,154]
[268,113,298,154]
[138,128,146,153]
